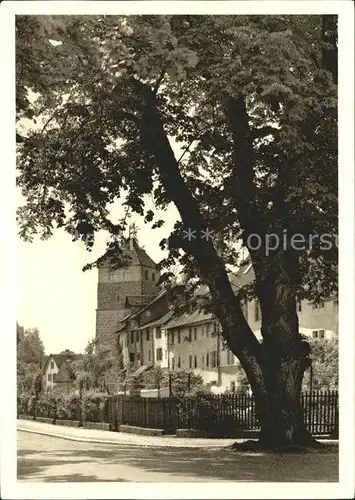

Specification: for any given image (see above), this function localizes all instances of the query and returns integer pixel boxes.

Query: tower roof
[101,237,157,270]
[130,239,157,269]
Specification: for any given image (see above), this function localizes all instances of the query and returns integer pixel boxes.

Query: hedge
[17,390,110,424]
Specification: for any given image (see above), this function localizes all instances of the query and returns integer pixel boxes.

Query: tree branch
[251,126,279,141]
[134,84,262,361]
[153,70,166,95]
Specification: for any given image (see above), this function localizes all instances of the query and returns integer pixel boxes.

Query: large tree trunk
[245,250,314,448]
[257,362,313,447]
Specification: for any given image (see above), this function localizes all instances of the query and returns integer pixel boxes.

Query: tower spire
[128,223,138,250]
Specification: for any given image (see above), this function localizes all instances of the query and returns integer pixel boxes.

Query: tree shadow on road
[17,438,339,483]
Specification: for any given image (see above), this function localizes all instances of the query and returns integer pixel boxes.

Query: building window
[146,330,150,342]
[206,324,209,336]
[211,351,217,368]
[254,300,260,322]
[48,373,52,381]
[129,352,135,362]
[194,355,197,368]
[52,373,56,382]
[156,348,163,361]
[130,332,134,344]
[152,272,155,281]
[148,350,151,362]
[227,350,235,365]
[156,327,161,339]
[312,330,318,339]
[145,270,148,280]
[206,353,210,367]
[50,361,54,369]
[117,294,120,302]
[230,381,236,392]
[178,357,181,368]
[243,302,249,321]
[194,327,197,340]
[136,331,139,342]
[177,329,181,343]
[188,328,192,341]
[298,300,302,312]
[202,355,205,367]
[189,355,192,369]
[172,357,175,371]
[319,329,325,339]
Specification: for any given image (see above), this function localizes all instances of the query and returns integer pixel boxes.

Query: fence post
[33,395,37,421]
[79,383,83,426]
[96,397,102,422]
[54,399,58,424]
[308,391,312,434]
[331,391,339,438]
[122,395,125,425]
[144,397,148,428]
[169,374,172,398]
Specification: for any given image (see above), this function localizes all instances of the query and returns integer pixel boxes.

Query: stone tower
[95,231,160,346]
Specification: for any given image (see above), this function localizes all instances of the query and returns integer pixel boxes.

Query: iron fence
[18,390,338,437]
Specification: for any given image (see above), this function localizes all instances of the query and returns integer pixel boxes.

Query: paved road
[17,431,338,482]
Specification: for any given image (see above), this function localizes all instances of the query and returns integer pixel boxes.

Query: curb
[17,426,233,449]
[17,427,146,447]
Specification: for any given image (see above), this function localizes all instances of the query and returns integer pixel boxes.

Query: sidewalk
[17,419,237,448]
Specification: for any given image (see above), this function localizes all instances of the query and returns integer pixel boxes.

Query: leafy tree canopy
[17,322,45,394]
[72,337,124,389]
[16,14,337,301]
[302,337,338,391]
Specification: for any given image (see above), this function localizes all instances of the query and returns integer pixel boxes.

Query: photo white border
[1,1,354,499]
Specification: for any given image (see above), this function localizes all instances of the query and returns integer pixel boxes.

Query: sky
[17,198,179,355]
[17,111,181,355]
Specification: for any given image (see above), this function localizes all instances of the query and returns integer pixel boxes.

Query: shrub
[18,389,110,423]
[177,392,218,432]
[17,392,33,416]
[176,392,257,436]
[36,392,58,419]
[64,392,81,421]
[82,391,109,422]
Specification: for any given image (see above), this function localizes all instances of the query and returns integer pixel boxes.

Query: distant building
[96,232,161,347]
[96,235,338,393]
[41,350,82,393]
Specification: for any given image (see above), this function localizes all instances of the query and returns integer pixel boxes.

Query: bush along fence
[17,390,339,438]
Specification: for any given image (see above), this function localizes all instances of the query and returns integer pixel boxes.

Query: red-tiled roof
[164,309,215,329]
[125,295,155,308]
[42,353,82,372]
[55,360,77,382]
[136,310,174,330]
